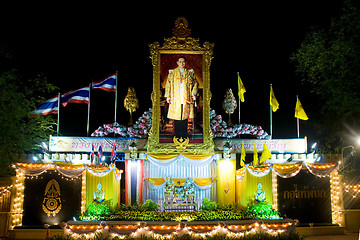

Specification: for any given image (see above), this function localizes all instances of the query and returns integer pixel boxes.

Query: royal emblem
[42,179,62,217]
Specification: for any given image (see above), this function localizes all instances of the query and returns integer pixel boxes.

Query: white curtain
[143,155,217,204]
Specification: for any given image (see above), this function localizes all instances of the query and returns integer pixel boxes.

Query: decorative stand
[163,179,196,212]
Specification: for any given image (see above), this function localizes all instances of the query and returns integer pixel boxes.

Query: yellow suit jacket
[164,67,198,120]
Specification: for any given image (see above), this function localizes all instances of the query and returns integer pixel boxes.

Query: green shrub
[82,203,110,218]
[79,200,281,222]
[199,198,217,211]
[245,202,280,219]
[143,199,159,211]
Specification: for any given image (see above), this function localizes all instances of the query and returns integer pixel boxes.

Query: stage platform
[7,221,351,240]
[62,219,297,237]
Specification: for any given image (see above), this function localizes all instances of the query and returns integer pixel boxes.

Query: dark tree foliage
[291,0,360,152]
[0,44,58,177]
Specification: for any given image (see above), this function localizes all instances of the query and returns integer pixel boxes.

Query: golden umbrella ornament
[124,87,139,126]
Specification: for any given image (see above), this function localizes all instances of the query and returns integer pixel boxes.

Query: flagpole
[237,72,240,124]
[87,83,91,137]
[270,105,273,139]
[57,92,60,135]
[114,71,118,123]
[270,84,273,139]
[296,95,300,138]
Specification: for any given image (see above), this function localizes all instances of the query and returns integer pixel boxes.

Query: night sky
[1,1,348,140]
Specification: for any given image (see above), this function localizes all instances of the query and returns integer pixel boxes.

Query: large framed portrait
[147,28,214,154]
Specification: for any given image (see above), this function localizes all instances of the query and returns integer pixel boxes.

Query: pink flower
[228,128,233,132]
[257,126,262,130]
[140,123,145,128]
[243,126,248,131]
[106,124,111,129]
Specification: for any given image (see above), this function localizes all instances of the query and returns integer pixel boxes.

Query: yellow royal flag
[270,85,279,112]
[240,144,246,167]
[238,74,246,102]
[260,142,272,164]
[253,143,258,167]
[295,98,309,120]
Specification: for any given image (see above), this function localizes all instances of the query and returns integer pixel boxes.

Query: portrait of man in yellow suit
[164,57,198,138]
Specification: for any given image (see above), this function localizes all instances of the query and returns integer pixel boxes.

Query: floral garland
[91,109,152,138]
[91,108,269,139]
[209,109,270,139]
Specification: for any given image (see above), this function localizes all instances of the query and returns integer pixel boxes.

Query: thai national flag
[90,144,95,165]
[110,143,117,163]
[92,73,116,92]
[97,145,103,164]
[61,87,90,107]
[31,95,59,115]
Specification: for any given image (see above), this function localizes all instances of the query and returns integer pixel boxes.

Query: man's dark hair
[177,56,187,62]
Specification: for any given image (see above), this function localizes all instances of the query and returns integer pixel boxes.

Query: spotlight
[32,156,39,162]
[315,156,322,162]
[287,157,293,162]
[42,142,48,150]
[310,142,317,153]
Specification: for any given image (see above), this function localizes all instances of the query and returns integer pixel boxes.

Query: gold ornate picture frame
[147,17,214,155]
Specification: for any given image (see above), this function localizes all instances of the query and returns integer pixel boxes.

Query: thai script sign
[49,136,307,153]
[49,136,147,152]
[213,138,307,153]
[277,170,331,223]
[283,186,327,199]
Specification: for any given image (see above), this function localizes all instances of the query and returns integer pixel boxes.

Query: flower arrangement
[91,108,269,139]
[79,200,281,222]
[210,109,270,139]
[222,88,237,126]
[91,109,152,138]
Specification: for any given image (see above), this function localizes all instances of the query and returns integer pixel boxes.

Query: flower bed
[79,200,280,222]
[90,108,270,139]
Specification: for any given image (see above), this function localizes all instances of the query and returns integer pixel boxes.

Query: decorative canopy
[15,163,123,181]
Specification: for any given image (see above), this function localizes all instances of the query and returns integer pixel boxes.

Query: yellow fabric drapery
[146,178,166,186]
[273,163,302,174]
[145,177,215,186]
[306,162,336,169]
[146,154,213,161]
[86,169,120,210]
[172,178,187,185]
[235,168,273,208]
[147,154,179,161]
[217,160,236,205]
[193,178,216,186]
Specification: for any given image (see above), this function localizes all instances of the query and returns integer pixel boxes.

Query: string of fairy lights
[0,185,12,198]
[343,183,360,199]
[63,221,296,239]
[7,161,353,232]
[330,170,343,226]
